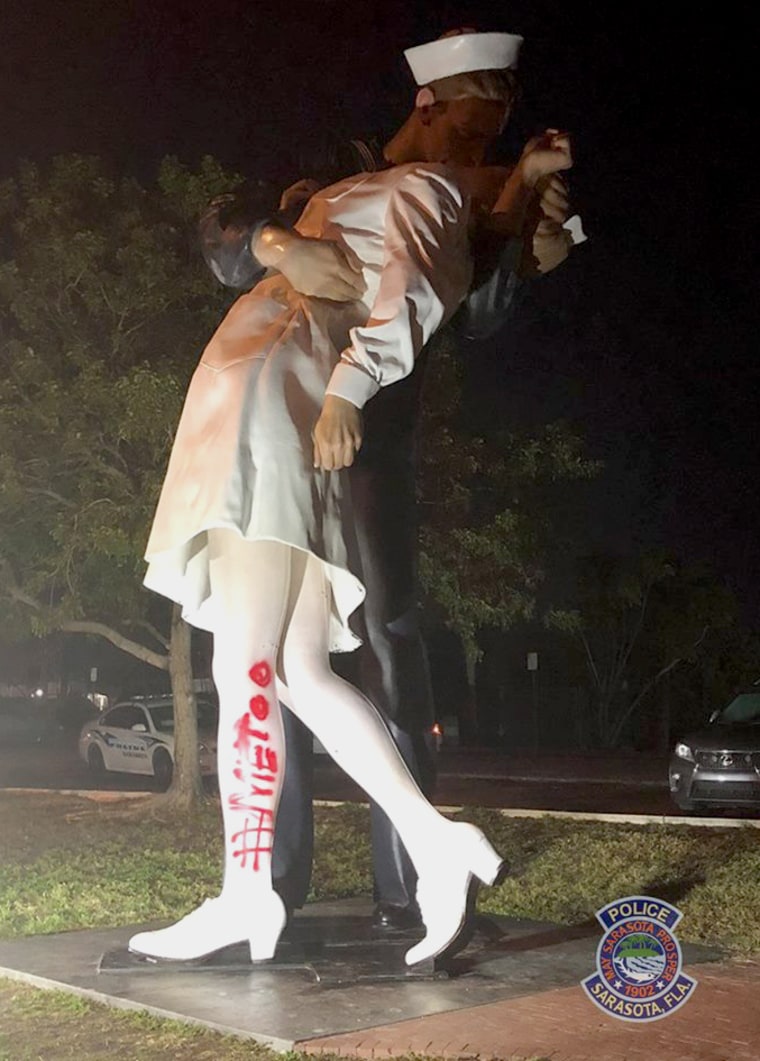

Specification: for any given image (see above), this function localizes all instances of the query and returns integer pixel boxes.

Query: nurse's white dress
[143,163,473,651]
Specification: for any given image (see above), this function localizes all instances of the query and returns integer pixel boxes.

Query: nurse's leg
[129,533,291,961]
[370,718,435,917]
[279,554,504,966]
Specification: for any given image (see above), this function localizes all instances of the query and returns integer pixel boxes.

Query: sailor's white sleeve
[325,168,473,409]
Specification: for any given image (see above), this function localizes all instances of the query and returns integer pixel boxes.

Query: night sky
[2,1,757,615]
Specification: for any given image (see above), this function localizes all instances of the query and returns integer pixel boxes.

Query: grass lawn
[0,979,310,1061]
[0,790,758,1059]
[1,792,759,954]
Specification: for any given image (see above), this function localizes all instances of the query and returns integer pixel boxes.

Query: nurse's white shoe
[128,892,286,963]
[405,821,506,966]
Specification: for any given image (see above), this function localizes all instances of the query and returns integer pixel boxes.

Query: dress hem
[144,523,366,655]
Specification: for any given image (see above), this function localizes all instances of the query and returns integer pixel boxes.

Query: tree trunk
[167,603,203,809]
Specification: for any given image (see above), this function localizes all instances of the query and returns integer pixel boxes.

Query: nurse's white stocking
[279,554,504,965]
[129,532,290,962]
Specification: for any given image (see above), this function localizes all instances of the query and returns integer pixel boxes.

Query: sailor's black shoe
[372,902,423,932]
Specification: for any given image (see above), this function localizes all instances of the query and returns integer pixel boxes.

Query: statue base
[99,909,453,984]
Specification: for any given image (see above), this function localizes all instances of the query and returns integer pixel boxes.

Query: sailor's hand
[278,178,322,212]
[313,395,364,470]
[518,130,573,187]
[254,226,366,301]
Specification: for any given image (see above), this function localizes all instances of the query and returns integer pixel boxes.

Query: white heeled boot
[128,891,286,963]
[405,821,505,966]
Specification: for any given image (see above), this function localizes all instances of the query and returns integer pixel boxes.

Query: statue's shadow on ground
[100,908,556,986]
[439,872,712,977]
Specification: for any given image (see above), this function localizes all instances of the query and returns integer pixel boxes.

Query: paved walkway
[303,959,760,1060]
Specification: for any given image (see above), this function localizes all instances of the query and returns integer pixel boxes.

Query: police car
[78,696,218,788]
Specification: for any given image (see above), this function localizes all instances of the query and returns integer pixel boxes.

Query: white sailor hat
[404,29,523,86]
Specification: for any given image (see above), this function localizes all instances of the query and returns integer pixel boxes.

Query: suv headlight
[675,742,695,762]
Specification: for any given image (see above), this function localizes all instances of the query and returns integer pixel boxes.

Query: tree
[417,333,598,740]
[0,154,238,807]
[547,553,737,747]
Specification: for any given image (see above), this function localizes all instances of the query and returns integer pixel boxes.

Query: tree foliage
[0,154,239,803]
[418,332,599,685]
[0,155,237,635]
[547,553,738,746]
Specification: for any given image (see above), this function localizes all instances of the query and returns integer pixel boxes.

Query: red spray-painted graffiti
[249,695,269,721]
[230,809,275,871]
[249,661,272,688]
[227,658,279,871]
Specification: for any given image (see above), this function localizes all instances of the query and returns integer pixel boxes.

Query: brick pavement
[302,960,760,1060]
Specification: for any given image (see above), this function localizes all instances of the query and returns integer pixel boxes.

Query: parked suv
[669,690,760,812]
